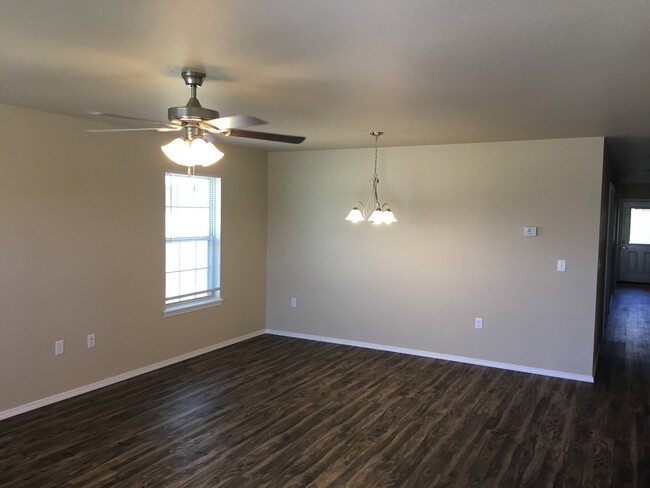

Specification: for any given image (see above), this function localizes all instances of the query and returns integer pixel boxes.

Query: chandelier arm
[365,190,376,217]
[361,199,371,219]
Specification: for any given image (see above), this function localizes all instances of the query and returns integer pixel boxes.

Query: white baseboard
[1,327,593,421]
[0,329,266,421]
[266,329,594,383]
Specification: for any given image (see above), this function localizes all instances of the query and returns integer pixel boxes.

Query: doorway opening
[599,138,650,376]
[618,201,650,284]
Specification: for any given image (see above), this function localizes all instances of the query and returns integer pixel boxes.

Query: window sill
[163,298,224,318]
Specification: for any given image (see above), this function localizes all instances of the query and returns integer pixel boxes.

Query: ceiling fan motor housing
[168,104,219,125]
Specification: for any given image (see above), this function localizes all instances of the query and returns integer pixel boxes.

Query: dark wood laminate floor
[1,285,649,487]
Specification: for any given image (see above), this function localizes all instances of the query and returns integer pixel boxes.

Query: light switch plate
[523,226,537,236]
[557,259,566,272]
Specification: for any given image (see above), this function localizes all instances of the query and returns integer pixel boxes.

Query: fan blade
[88,111,175,128]
[198,122,220,133]
[157,127,184,132]
[205,115,267,130]
[225,129,305,144]
[86,127,182,133]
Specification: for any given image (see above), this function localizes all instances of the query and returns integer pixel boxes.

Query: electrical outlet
[55,340,64,356]
[474,317,483,330]
[290,297,297,308]
[87,334,95,349]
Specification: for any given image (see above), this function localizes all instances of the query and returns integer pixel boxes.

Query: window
[164,172,221,316]
[629,207,650,245]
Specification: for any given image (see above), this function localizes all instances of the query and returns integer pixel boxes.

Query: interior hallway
[595,283,650,488]
[588,282,650,487]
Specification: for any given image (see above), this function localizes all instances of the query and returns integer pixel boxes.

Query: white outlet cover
[474,317,483,329]
[523,226,537,236]
[55,340,64,356]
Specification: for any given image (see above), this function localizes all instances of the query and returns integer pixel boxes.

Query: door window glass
[629,208,650,244]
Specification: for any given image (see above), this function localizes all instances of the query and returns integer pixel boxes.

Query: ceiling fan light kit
[345,131,397,225]
[88,70,305,174]
[161,137,224,168]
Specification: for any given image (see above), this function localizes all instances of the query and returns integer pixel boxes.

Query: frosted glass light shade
[161,138,224,167]
[368,209,385,224]
[383,209,397,224]
[345,207,365,223]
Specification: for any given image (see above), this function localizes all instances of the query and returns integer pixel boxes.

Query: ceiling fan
[88,70,305,171]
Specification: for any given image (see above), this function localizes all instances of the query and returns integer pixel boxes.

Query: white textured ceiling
[1,0,650,158]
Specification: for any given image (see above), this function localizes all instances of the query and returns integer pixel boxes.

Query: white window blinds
[165,173,221,308]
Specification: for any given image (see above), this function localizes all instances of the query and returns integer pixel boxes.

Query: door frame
[602,182,618,331]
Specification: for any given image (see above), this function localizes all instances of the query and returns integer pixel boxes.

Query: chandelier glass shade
[345,131,397,225]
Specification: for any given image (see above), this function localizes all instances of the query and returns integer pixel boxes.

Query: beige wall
[0,104,268,412]
[0,105,604,414]
[267,138,604,377]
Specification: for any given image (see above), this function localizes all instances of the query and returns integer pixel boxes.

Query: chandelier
[345,131,397,225]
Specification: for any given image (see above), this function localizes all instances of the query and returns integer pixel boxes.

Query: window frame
[163,171,223,317]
